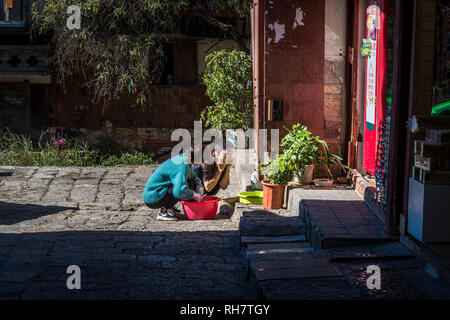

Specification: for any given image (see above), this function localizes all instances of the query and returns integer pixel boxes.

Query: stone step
[328,242,414,261]
[245,248,314,260]
[300,198,396,249]
[240,217,306,236]
[245,241,311,254]
[250,257,342,281]
[247,250,327,263]
[241,235,307,245]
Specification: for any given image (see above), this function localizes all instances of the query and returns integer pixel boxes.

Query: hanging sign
[363,0,388,175]
[365,4,380,131]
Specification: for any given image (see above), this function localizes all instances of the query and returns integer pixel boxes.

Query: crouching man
[143,153,204,221]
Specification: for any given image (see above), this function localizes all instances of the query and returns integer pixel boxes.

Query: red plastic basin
[180,196,221,220]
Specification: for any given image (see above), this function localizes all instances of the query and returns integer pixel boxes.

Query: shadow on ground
[0,172,13,177]
[0,228,253,300]
[0,201,77,226]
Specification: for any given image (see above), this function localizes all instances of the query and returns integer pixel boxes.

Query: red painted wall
[259,0,325,139]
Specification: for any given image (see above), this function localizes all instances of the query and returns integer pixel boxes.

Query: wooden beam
[385,0,415,236]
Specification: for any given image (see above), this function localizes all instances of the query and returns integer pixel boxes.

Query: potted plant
[280,124,322,184]
[313,139,348,187]
[259,155,292,209]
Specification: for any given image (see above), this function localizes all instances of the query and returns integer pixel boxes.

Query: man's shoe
[157,209,178,221]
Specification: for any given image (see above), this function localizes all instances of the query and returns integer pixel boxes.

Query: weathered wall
[48,38,242,134]
[263,0,326,141]
[253,0,349,159]
[324,0,347,157]
[50,76,211,130]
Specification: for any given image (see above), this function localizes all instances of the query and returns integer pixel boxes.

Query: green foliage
[0,130,153,167]
[317,138,348,180]
[260,155,292,185]
[280,124,348,180]
[201,49,253,131]
[32,0,188,108]
[100,152,154,166]
[280,124,323,172]
[31,0,250,109]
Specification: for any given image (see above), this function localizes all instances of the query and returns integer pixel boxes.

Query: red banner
[363,0,388,175]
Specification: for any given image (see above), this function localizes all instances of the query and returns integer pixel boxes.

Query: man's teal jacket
[142,154,202,204]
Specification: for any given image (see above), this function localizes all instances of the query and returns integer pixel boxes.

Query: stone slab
[241,235,306,245]
[246,242,311,252]
[253,264,342,281]
[247,250,327,263]
[251,257,331,272]
[240,217,305,236]
[328,242,414,261]
[299,195,395,249]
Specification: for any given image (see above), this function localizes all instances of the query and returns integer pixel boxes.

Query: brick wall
[50,78,211,130]
[49,38,241,132]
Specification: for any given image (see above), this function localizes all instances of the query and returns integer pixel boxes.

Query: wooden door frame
[346,0,361,168]
[385,0,416,235]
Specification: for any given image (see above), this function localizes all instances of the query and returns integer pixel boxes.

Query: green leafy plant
[280,124,322,173]
[201,49,253,131]
[100,152,154,166]
[317,139,348,180]
[0,129,153,167]
[280,124,348,180]
[259,155,292,185]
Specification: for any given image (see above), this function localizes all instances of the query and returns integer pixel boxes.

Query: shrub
[201,49,253,131]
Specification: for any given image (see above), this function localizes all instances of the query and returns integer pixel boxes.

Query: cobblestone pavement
[0,166,253,300]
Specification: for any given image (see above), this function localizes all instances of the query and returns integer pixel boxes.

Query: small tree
[201,49,253,131]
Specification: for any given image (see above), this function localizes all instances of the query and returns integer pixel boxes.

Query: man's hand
[192,192,203,202]
[196,186,204,196]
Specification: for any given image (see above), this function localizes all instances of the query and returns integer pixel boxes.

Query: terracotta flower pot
[261,180,286,210]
